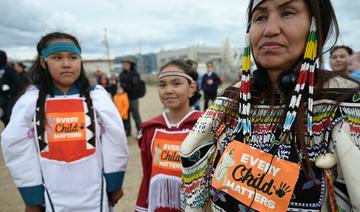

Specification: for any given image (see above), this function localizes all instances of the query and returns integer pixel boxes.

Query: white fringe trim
[135,205,148,212]
[148,174,181,211]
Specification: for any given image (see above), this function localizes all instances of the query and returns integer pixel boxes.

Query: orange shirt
[113,93,129,120]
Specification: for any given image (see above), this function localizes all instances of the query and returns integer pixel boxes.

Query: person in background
[348,52,360,81]
[113,85,130,136]
[109,73,118,97]
[201,61,221,110]
[135,59,202,212]
[119,57,142,136]
[330,45,353,73]
[193,69,202,111]
[95,69,103,84]
[1,32,128,212]
[14,62,31,90]
[101,74,109,92]
[180,0,360,211]
[0,50,21,126]
[95,69,109,91]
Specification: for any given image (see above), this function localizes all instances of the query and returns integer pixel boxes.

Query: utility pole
[103,28,113,74]
[138,38,144,73]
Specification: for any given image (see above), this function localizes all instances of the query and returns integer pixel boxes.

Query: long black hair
[29,32,95,143]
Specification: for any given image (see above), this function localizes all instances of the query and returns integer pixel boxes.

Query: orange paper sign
[41,98,94,162]
[151,130,189,178]
[46,112,86,142]
[212,141,300,212]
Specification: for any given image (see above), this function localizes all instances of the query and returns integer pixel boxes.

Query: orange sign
[46,112,86,142]
[151,130,189,178]
[212,141,300,212]
[41,98,95,162]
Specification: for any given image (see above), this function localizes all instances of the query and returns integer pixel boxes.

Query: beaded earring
[238,17,318,150]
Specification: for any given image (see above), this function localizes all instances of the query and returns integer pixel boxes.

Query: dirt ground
[0,83,227,212]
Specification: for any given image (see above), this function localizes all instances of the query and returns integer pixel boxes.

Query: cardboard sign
[41,98,95,162]
[212,141,300,212]
[151,130,189,178]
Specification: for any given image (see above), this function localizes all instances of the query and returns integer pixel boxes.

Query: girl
[113,85,130,135]
[181,0,360,211]
[1,32,129,212]
[135,59,202,212]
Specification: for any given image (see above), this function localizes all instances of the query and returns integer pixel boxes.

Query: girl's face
[330,48,351,72]
[42,39,81,93]
[117,86,124,94]
[249,0,311,74]
[158,65,196,112]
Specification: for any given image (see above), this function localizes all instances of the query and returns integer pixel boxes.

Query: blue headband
[41,42,81,58]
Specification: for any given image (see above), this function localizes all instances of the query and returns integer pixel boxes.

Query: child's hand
[25,205,45,212]
[108,188,124,206]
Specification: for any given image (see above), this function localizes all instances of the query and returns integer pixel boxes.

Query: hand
[108,188,124,207]
[25,205,45,212]
[207,79,214,85]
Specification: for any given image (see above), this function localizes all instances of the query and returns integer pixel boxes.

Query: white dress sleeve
[1,86,45,205]
[91,85,129,191]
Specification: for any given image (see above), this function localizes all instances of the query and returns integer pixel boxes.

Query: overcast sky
[1,0,359,63]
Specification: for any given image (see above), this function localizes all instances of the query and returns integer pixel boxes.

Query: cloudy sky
[1,0,360,63]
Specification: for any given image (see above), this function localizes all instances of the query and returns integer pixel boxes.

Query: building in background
[157,46,222,77]
[82,59,115,76]
[115,53,157,74]
[11,42,243,82]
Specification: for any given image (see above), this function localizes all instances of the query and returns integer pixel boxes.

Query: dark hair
[29,32,95,144]
[122,57,137,72]
[330,45,353,57]
[0,50,7,68]
[247,0,339,67]
[16,62,26,71]
[160,59,201,106]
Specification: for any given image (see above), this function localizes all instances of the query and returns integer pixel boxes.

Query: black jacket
[202,72,221,97]
[0,65,21,102]
[119,69,141,100]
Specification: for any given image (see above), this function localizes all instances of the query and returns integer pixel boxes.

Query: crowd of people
[81,56,145,137]
[0,51,30,126]
[1,0,360,211]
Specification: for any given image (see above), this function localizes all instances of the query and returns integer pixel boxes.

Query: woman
[330,45,353,73]
[180,0,360,211]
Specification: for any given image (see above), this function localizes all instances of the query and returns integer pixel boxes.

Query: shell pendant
[315,153,337,169]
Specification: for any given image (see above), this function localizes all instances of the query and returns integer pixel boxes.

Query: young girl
[1,32,129,212]
[135,59,202,212]
[113,85,130,135]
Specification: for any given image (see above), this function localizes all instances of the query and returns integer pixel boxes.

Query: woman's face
[249,0,311,75]
[42,39,81,93]
[158,65,196,112]
[330,48,351,72]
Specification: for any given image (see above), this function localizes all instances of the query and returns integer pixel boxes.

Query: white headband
[252,0,263,11]
[158,71,194,82]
